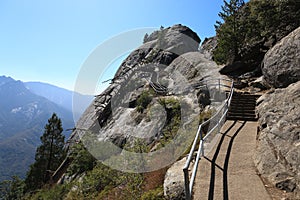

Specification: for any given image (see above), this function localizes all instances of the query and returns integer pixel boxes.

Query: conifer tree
[143,33,149,43]
[25,113,66,191]
[214,0,245,64]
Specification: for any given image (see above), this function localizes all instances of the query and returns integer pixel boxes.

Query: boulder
[199,36,217,60]
[197,88,211,108]
[219,61,260,77]
[164,157,188,200]
[144,24,200,46]
[255,81,300,198]
[262,26,300,88]
[249,76,269,90]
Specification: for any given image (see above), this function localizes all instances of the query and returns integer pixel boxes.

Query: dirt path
[193,120,271,200]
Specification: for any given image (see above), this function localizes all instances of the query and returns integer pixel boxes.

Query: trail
[193,120,271,200]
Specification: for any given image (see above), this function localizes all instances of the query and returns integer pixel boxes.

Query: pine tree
[25,113,66,191]
[214,0,245,64]
[143,33,149,43]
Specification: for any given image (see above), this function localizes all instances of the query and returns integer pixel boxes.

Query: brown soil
[142,167,168,191]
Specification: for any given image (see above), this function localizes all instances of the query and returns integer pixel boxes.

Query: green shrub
[67,143,97,176]
[141,186,165,200]
[136,91,153,113]
[67,161,144,199]
[27,184,71,200]
[0,176,25,200]
[157,97,181,147]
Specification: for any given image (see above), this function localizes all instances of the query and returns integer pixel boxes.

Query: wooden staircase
[226,93,260,121]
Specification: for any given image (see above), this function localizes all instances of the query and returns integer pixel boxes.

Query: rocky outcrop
[68,24,229,198]
[249,76,268,91]
[115,24,200,79]
[262,26,300,88]
[73,24,201,135]
[255,81,300,198]
[143,24,200,47]
[199,36,217,60]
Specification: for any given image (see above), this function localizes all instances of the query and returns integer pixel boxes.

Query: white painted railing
[183,78,234,200]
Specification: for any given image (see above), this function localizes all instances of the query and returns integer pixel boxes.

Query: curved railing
[149,81,169,94]
[183,78,234,200]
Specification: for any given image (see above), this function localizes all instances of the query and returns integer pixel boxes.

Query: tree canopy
[213,0,300,66]
[214,0,245,64]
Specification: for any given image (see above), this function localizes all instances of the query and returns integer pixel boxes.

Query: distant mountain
[0,76,75,181]
[24,82,93,122]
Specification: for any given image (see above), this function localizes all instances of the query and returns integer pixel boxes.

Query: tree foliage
[25,113,66,191]
[213,0,300,65]
[143,33,149,44]
[214,0,245,64]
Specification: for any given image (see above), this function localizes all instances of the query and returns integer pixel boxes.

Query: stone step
[228,106,256,111]
[230,100,257,104]
[233,94,261,97]
[226,116,258,121]
[233,95,257,99]
[230,103,256,109]
[227,113,257,118]
[231,99,257,103]
[226,93,260,121]
[227,111,256,115]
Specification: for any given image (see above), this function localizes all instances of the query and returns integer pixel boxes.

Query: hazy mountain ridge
[0,76,75,181]
[24,81,94,121]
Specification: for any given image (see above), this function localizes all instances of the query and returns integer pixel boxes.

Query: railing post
[183,168,192,200]
[218,119,221,134]
[218,79,221,97]
[199,129,204,156]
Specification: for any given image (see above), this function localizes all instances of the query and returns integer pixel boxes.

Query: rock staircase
[226,93,260,121]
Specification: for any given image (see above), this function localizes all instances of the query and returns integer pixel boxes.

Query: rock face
[144,24,201,48]
[69,24,227,199]
[166,52,223,82]
[72,24,221,147]
[262,26,300,88]
[255,81,300,198]
[73,24,201,137]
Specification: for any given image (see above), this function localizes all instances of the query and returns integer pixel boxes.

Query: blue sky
[1,0,232,94]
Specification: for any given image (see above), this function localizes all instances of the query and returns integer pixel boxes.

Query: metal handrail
[183,78,234,200]
[149,81,168,94]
